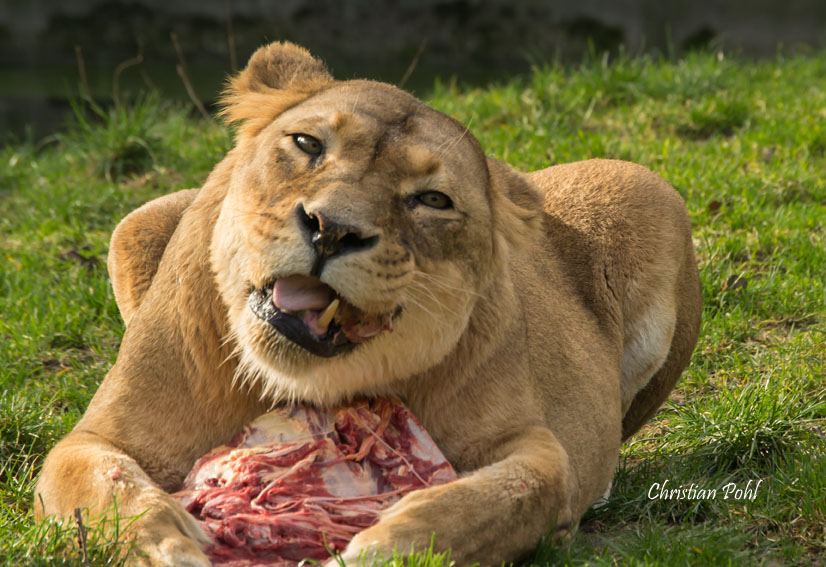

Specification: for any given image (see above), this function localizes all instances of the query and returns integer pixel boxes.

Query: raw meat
[172,399,457,566]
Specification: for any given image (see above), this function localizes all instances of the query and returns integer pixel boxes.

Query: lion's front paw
[130,532,210,567]
[327,494,440,566]
[327,525,393,566]
[125,492,211,567]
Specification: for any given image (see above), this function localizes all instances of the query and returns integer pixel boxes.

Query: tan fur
[108,188,199,327]
[35,42,701,566]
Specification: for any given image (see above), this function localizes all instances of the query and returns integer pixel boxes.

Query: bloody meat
[172,399,457,566]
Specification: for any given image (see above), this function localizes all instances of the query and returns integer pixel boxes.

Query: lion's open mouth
[248,275,398,358]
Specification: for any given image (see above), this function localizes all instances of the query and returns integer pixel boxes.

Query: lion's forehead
[277,82,487,177]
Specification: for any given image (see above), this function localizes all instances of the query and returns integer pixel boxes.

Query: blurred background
[2,0,825,142]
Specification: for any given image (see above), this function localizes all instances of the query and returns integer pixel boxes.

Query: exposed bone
[317,298,340,330]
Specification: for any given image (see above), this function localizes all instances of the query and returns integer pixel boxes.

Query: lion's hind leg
[621,241,702,441]
[619,288,678,417]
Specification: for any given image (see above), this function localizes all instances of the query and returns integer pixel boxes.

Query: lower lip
[248,289,356,358]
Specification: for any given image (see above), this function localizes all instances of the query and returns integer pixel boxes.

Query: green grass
[2,49,825,566]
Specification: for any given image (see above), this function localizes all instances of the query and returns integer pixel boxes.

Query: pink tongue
[273,276,333,312]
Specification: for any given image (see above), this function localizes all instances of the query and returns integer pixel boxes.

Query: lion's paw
[129,533,211,567]
[326,514,429,566]
[125,492,211,567]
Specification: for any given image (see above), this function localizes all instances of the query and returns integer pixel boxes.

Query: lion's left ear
[487,158,544,252]
[219,42,334,139]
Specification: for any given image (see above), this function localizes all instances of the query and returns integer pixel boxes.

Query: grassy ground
[1,50,825,566]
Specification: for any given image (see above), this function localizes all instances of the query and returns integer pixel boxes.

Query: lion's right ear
[219,42,334,139]
[487,158,544,253]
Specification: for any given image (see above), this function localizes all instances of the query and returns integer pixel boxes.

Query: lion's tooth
[317,298,340,330]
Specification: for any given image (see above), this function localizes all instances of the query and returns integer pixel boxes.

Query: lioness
[35,42,701,566]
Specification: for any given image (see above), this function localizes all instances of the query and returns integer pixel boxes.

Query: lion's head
[208,42,541,405]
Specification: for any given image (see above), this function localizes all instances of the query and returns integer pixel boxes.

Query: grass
[1,49,825,566]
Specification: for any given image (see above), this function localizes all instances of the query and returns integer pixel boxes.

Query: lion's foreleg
[335,425,575,566]
[35,430,210,567]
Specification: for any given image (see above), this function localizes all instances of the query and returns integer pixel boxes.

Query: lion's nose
[296,205,379,275]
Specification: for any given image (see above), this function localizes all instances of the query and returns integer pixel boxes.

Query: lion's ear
[219,42,334,139]
[487,158,544,252]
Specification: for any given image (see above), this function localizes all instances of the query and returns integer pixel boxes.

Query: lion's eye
[416,191,453,209]
[292,134,323,157]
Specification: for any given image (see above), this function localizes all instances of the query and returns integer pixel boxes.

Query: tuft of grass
[666,376,825,473]
[2,48,825,565]
[0,392,74,483]
[56,95,165,182]
[529,523,765,567]
[677,94,750,139]
[1,506,134,567]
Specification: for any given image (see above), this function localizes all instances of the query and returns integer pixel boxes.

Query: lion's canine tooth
[317,298,340,330]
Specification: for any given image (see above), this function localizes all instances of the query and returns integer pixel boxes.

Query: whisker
[433,118,474,158]
[402,282,465,321]
[400,292,449,324]
[350,91,362,115]
[220,328,239,349]
[411,270,483,300]
[227,208,283,222]
[405,279,448,310]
